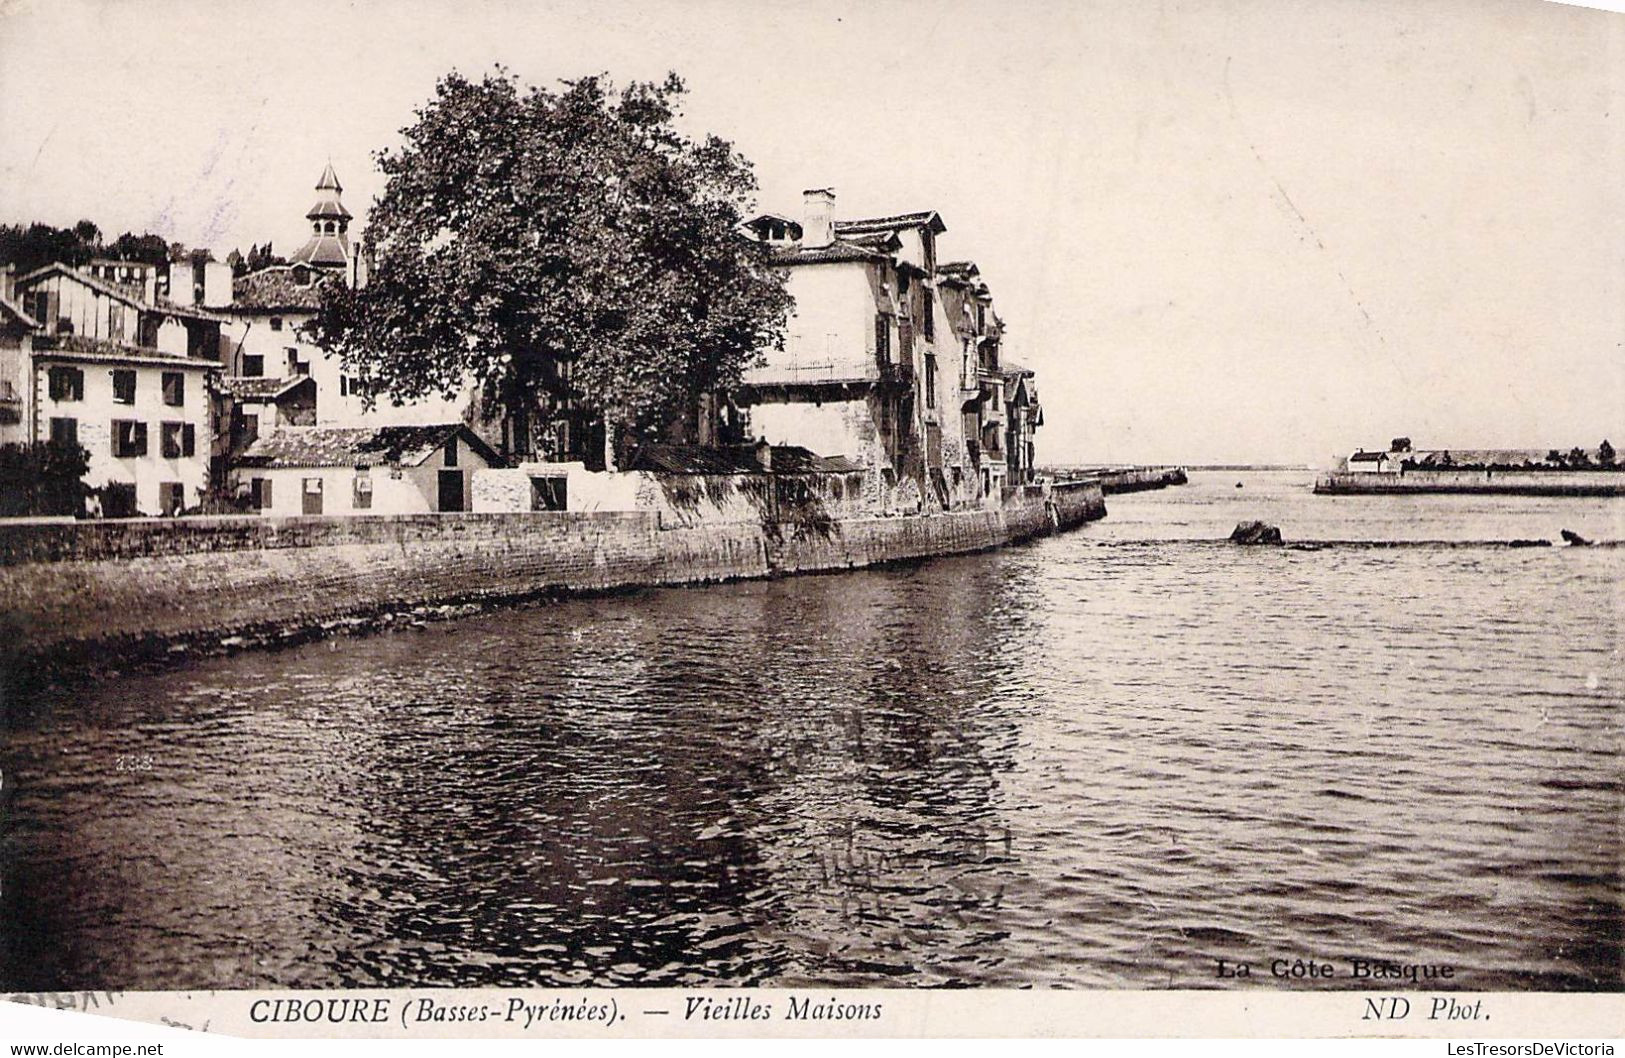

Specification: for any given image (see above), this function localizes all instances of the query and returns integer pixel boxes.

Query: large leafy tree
[309,69,791,464]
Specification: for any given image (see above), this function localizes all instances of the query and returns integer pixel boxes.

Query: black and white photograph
[0,0,1620,1043]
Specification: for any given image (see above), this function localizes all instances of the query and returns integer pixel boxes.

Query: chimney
[802,188,835,248]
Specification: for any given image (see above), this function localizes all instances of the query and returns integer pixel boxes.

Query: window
[111,420,147,457]
[112,369,136,405]
[922,290,934,342]
[162,371,185,406]
[302,476,323,516]
[898,318,913,356]
[183,423,195,457]
[443,435,458,468]
[269,317,283,332]
[49,417,77,446]
[352,471,373,510]
[160,482,185,517]
[874,314,890,361]
[530,476,567,511]
[250,477,271,511]
[161,421,184,459]
[48,366,84,402]
[242,354,264,377]
[924,353,937,409]
[107,303,125,342]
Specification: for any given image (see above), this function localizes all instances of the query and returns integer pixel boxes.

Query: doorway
[438,469,465,512]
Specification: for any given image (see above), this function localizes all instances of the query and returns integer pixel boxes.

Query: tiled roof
[239,423,499,469]
[938,260,979,278]
[627,443,864,475]
[33,334,219,367]
[290,234,352,268]
[834,210,946,236]
[1349,451,1389,463]
[232,266,332,311]
[218,375,313,402]
[305,193,352,221]
[843,229,902,251]
[771,240,886,266]
[1002,359,1033,377]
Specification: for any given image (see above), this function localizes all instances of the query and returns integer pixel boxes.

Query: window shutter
[134,421,148,456]
[182,423,196,457]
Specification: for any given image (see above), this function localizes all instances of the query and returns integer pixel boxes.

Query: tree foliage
[309,69,792,460]
[0,221,175,275]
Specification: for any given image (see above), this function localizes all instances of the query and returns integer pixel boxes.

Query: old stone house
[233,422,501,516]
[8,262,224,515]
[737,190,1039,513]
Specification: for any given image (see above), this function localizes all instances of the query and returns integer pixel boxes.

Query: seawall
[1315,470,1625,497]
[0,481,1105,679]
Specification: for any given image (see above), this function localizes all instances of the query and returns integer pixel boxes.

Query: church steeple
[291,163,353,272]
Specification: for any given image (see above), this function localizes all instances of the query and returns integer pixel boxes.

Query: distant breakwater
[1315,469,1625,497]
[0,481,1105,682]
[1052,465,1188,494]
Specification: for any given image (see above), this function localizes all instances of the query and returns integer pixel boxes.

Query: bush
[0,440,89,517]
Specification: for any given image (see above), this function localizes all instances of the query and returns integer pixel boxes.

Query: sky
[1,0,1620,465]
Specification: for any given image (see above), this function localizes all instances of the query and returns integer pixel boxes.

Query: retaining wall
[1315,470,1625,496]
[0,480,1105,675]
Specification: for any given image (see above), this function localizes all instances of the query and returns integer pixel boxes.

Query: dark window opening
[160,482,185,517]
[112,369,136,405]
[161,421,184,459]
[48,366,84,402]
[530,476,567,511]
[112,419,147,457]
[162,371,184,406]
[242,354,264,377]
[49,417,77,446]
[443,435,458,467]
[269,317,283,332]
[352,472,373,510]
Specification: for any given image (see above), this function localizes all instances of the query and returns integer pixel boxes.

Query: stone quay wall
[1315,470,1625,496]
[0,481,1104,675]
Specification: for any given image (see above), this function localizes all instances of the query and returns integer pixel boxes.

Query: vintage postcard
[0,0,1621,1045]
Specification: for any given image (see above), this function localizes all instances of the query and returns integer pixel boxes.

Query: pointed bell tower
[290,163,354,273]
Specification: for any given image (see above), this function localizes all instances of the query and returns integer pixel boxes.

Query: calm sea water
[3,470,1621,990]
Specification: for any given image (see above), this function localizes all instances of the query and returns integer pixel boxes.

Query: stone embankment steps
[0,481,1106,680]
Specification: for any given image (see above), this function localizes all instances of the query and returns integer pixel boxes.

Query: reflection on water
[2,472,1621,990]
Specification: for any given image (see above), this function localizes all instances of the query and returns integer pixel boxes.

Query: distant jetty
[1318,443,1625,497]
[1315,470,1625,497]
[1049,465,1189,494]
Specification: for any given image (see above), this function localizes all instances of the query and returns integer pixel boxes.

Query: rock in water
[1561,529,1593,547]
[1230,520,1283,545]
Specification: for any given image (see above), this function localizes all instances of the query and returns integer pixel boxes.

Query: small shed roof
[239,423,500,469]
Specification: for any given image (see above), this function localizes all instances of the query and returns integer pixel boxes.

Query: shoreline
[0,481,1106,686]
